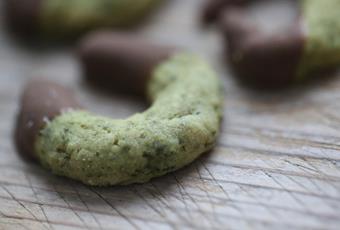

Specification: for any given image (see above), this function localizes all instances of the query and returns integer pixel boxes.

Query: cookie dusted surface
[35,54,223,186]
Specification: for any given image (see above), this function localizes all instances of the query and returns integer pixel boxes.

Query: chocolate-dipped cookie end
[201,0,250,24]
[15,79,81,160]
[78,31,175,96]
[5,0,42,36]
[219,6,305,89]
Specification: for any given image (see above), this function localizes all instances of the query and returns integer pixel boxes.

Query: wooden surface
[1,0,340,229]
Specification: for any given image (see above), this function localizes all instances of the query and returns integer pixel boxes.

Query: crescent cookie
[15,33,224,186]
[203,0,340,88]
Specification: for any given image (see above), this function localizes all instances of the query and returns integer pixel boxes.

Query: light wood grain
[0,0,340,229]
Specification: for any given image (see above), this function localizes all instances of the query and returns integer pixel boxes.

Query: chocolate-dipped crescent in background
[5,0,162,37]
[15,33,224,186]
[15,80,82,160]
[219,0,340,88]
[201,0,252,24]
[78,32,175,96]
[5,0,41,35]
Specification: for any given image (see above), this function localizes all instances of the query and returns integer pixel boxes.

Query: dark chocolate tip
[5,0,42,36]
[201,0,250,24]
[15,79,82,160]
[219,6,306,89]
[78,31,176,96]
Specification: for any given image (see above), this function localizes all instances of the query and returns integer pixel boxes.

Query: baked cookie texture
[298,0,340,78]
[35,54,223,186]
[6,0,161,36]
[40,0,160,35]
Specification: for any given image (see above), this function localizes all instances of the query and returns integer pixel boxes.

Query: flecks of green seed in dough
[35,53,224,186]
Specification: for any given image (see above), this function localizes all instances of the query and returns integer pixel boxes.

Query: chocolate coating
[5,0,41,35]
[219,3,305,88]
[15,79,82,160]
[201,0,251,24]
[78,31,175,96]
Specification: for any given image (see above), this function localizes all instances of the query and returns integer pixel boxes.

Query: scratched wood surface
[1,0,340,229]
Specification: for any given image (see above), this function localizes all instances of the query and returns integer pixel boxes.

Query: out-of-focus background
[1,0,340,229]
